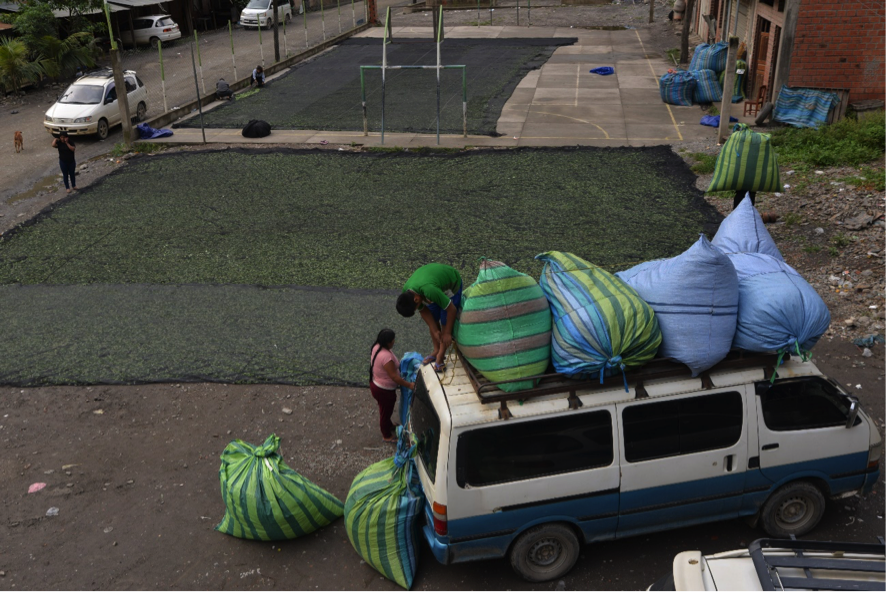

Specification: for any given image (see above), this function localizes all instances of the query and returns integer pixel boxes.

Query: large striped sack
[536,251,661,382]
[616,236,738,376]
[773,85,839,128]
[659,70,696,106]
[398,352,423,425]
[216,434,344,540]
[689,42,729,73]
[454,260,552,392]
[707,123,783,193]
[691,69,722,104]
[712,196,783,261]
[345,431,423,590]
[718,59,747,103]
[726,252,830,357]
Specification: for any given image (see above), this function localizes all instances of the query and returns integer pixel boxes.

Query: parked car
[409,351,882,582]
[44,69,149,140]
[648,538,886,590]
[240,0,292,29]
[119,15,181,48]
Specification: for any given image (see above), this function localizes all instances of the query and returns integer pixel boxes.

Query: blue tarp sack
[589,67,614,75]
[398,352,422,427]
[136,122,173,139]
[617,235,738,376]
[691,69,723,103]
[773,85,839,128]
[688,42,729,73]
[659,70,696,106]
[700,115,738,127]
[712,196,784,260]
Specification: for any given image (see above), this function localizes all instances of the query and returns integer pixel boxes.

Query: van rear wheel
[509,523,580,583]
[761,481,825,538]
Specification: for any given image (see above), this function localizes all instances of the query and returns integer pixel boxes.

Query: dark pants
[369,382,397,439]
[59,159,76,189]
[734,190,756,210]
[217,89,233,100]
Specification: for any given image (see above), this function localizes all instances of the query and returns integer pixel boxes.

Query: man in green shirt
[396,263,463,370]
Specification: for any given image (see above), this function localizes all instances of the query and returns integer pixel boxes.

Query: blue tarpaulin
[773,85,839,128]
[589,67,614,75]
[700,115,738,127]
[136,123,173,139]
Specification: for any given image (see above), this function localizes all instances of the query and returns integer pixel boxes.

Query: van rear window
[456,410,613,488]
[411,373,440,483]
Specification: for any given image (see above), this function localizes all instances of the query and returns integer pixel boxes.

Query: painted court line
[634,29,682,141]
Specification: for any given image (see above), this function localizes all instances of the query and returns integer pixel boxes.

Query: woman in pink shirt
[369,329,415,442]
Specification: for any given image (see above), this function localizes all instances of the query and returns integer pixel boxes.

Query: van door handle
[725,454,734,472]
[762,443,780,451]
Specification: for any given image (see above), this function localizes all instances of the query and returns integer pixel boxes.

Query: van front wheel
[509,524,580,583]
[761,481,825,538]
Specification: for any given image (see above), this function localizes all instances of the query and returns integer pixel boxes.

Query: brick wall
[789,0,885,103]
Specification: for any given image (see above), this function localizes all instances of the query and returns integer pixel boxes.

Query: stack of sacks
[617,235,738,376]
[536,251,661,385]
[713,197,830,357]
[680,42,729,105]
[659,70,696,106]
[454,260,552,392]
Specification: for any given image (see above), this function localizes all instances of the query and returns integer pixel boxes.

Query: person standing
[369,329,414,443]
[396,263,462,371]
[52,131,76,193]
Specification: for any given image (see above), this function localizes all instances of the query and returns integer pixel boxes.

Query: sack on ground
[718,59,748,103]
[712,196,783,260]
[345,431,424,590]
[707,123,783,193]
[454,259,552,392]
[726,252,830,355]
[691,69,723,104]
[216,434,343,541]
[659,70,696,106]
[617,235,738,376]
[242,119,272,138]
[536,251,661,382]
[689,42,729,72]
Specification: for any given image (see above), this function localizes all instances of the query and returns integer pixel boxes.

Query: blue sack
[136,122,173,139]
[589,67,614,75]
[773,85,840,129]
[700,115,738,127]
[398,352,422,427]
[726,252,830,355]
[659,71,696,106]
[691,69,722,103]
[688,42,729,73]
[617,235,738,376]
[712,196,784,261]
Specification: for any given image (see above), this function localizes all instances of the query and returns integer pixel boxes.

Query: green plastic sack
[216,434,343,541]
[454,259,552,392]
[718,59,747,103]
[345,432,423,590]
[707,123,783,193]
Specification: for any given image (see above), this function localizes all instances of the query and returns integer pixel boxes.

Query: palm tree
[37,32,96,78]
[0,37,52,95]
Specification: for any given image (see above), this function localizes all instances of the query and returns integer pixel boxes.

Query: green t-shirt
[403,264,462,310]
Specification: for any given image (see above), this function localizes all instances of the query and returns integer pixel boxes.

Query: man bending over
[396,263,462,370]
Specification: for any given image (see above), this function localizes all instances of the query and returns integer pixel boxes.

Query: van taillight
[432,502,447,536]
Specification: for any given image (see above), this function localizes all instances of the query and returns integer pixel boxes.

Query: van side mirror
[845,400,859,429]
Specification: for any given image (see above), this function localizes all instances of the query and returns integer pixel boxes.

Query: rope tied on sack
[602,355,629,392]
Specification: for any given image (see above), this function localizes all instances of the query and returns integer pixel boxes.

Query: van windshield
[410,373,440,483]
[59,85,104,105]
[245,0,270,8]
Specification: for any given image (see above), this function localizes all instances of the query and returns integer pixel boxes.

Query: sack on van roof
[454,259,552,392]
[344,431,423,590]
[536,251,661,385]
[617,235,738,376]
[216,434,343,541]
[712,195,783,260]
[726,252,830,358]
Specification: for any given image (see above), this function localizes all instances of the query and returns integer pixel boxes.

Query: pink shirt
[371,344,400,390]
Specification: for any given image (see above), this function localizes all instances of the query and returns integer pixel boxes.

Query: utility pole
[648,0,654,24]
[273,0,280,62]
[679,0,695,66]
[102,0,133,148]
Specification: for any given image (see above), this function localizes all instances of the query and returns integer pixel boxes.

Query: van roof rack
[81,68,114,78]
[457,349,784,420]
[749,537,885,591]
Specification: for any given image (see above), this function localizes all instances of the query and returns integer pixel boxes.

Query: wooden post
[109,48,133,147]
[273,0,280,62]
[717,36,740,144]
[678,0,695,66]
[648,0,654,23]
[770,0,799,106]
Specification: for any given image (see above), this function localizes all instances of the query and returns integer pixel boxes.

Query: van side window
[760,377,850,431]
[456,410,612,488]
[411,374,440,483]
[623,392,743,463]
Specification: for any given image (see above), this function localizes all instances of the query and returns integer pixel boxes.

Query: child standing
[369,329,414,443]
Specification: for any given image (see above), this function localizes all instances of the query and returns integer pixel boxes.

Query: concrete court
[152,26,731,148]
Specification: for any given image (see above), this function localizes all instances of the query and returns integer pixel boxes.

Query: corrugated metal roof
[107,0,169,7]
[0,1,127,15]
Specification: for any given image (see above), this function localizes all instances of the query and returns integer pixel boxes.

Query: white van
[240,0,292,29]
[409,351,882,582]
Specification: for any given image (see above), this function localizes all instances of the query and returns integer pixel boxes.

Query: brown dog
[14,131,23,153]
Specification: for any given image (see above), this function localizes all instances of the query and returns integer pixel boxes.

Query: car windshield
[58,85,104,105]
[245,0,270,8]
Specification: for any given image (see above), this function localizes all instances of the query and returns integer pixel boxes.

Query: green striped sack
[344,434,423,590]
[707,123,783,193]
[216,434,344,541]
[454,259,552,392]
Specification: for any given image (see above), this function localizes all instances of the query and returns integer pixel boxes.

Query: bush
[770,111,886,168]
[13,2,57,56]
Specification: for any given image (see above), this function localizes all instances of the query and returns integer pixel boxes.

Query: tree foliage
[0,36,52,94]
[12,1,58,54]
[36,31,96,78]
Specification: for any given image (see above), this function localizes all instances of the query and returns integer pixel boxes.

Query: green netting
[0,148,721,387]
[177,38,575,136]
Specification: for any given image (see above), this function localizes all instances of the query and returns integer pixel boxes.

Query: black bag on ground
[242,119,271,138]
